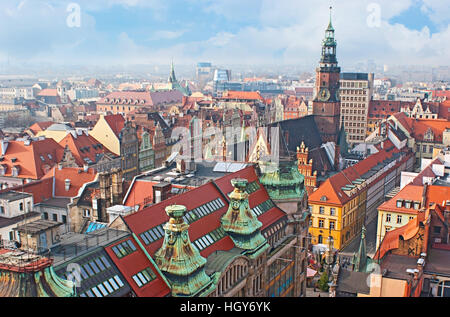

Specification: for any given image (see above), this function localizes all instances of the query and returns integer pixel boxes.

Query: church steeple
[168,59,177,83]
[352,226,368,272]
[320,6,338,67]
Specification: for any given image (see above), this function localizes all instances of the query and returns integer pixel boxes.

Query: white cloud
[150,30,187,40]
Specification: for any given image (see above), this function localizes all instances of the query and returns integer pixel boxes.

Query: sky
[0,0,449,69]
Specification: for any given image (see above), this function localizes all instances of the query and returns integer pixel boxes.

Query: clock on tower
[312,6,341,144]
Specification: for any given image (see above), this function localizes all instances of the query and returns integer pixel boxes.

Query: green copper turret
[221,179,269,257]
[154,205,213,297]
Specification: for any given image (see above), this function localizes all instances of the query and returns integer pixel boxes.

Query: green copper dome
[221,179,269,255]
[154,205,213,297]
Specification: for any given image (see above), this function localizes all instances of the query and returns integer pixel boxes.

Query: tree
[318,271,329,292]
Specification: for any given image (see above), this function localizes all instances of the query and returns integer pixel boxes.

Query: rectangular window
[330,221,335,230]
[319,207,325,214]
[330,208,336,216]
[111,240,137,259]
[386,214,391,222]
[52,214,58,222]
[318,219,324,228]
[397,215,402,224]
[62,215,67,224]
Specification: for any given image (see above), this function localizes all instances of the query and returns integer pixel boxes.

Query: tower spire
[328,6,333,30]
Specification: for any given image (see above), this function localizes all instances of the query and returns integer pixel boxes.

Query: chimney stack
[65,179,71,191]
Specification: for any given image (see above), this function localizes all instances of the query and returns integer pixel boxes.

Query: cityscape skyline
[0,0,449,71]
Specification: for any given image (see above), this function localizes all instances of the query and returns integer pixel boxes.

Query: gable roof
[0,139,63,180]
[42,166,97,198]
[28,122,55,135]
[221,91,264,101]
[309,145,408,205]
[58,132,110,166]
[103,114,125,137]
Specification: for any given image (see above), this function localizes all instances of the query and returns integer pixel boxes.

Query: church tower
[312,7,341,144]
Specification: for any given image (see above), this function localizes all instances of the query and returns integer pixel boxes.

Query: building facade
[339,73,374,146]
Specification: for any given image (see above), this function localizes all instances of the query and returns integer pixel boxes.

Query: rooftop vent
[65,179,71,191]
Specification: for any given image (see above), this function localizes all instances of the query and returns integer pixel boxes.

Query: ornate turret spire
[352,226,367,272]
[154,205,213,296]
[327,6,334,31]
[221,179,269,258]
[320,6,338,66]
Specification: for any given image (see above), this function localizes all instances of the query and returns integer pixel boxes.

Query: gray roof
[54,247,131,297]
[0,212,40,228]
[205,248,245,275]
[0,191,33,202]
[336,268,370,295]
[50,228,130,266]
[38,197,71,209]
[14,219,61,234]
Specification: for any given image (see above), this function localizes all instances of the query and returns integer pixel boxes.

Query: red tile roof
[42,166,97,198]
[58,132,111,166]
[439,100,450,120]
[378,185,424,214]
[221,91,264,101]
[374,208,429,260]
[98,90,183,107]
[410,119,450,142]
[103,114,125,137]
[0,178,53,204]
[0,139,63,180]
[104,236,171,297]
[37,89,59,97]
[28,122,55,135]
[309,145,409,206]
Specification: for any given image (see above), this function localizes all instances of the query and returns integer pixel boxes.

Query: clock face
[319,88,331,101]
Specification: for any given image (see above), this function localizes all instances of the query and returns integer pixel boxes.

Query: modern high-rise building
[196,62,213,82]
[312,8,341,144]
[339,72,374,146]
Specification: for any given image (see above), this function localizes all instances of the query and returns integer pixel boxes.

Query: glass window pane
[127,240,136,251]
[97,284,109,296]
[114,275,124,287]
[89,261,100,274]
[133,275,143,287]
[141,270,152,283]
[140,233,149,244]
[108,278,119,290]
[103,281,114,294]
[79,266,89,280]
[137,272,148,284]
[91,287,102,297]
[95,258,106,271]
[156,226,165,236]
[148,230,158,241]
[86,290,95,297]
[144,232,153,243]
[83,264,94,276]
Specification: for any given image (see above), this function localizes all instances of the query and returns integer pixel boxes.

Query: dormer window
[12,165,20,177]
[396,200,403,208]
[413,201,420,210]
[0,165,6,176]
[11,158,17,163]
[405,200,412,209]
